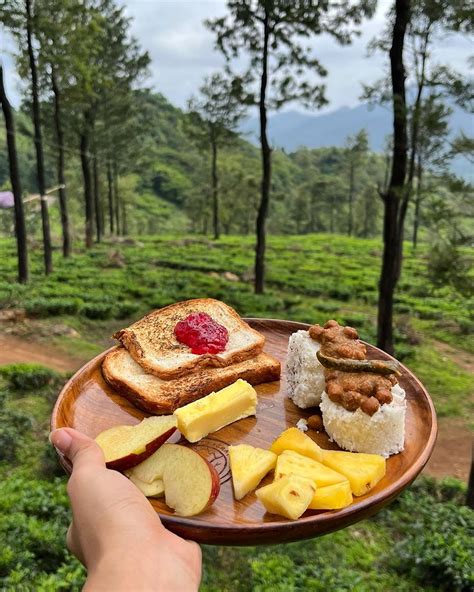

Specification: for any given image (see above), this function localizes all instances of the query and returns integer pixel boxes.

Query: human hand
[50,428,202,592]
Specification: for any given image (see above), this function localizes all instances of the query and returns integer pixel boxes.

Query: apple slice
[162,445,220,516]
[95,416,177,471]
[129,443,220,516]
[127,472,165,498]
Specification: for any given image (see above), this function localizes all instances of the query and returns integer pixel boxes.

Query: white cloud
[3,0,471,115]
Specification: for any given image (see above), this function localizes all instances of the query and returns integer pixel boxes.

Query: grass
[0,364,472,591]
[0,233,472,423]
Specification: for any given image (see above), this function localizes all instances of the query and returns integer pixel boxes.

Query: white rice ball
[286,330,325,408]
[320,384,406,458]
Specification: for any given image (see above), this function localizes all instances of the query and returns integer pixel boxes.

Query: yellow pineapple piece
[308,480,353,510]
[270,427,323,462]
[229,444,277,500]
[275,450,347,488]
[256,473,315,520]
[321,450,386,496]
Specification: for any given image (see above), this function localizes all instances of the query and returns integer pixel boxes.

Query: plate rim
[51,317,438,545]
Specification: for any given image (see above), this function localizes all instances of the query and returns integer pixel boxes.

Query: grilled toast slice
[102,347,281,415]
[113,299,265,379]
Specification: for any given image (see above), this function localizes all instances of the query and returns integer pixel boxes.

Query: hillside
[240,102,473,180]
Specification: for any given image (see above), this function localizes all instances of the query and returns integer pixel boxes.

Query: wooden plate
[51,319,437,545]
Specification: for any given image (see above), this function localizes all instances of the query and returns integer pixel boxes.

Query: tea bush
[0,364,59,391]
[377,479,473,591]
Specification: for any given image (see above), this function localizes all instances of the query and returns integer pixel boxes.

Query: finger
[50,427,105,471]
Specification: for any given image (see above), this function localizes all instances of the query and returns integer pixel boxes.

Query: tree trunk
[51,70,71,257]
[348,162,355,236]
[121,195,128,236]
[377,0,410,355]
[0,65,28,283]
[107,160,114,234]
[26,0,52,274]
[254,11,271,295]
[80,110,94,248]
[211,136,219,240]
[113,161,120,235]
[412,155,422,249]
[93,156,102,243]
[363,191,371,238]
[467,442,474,509]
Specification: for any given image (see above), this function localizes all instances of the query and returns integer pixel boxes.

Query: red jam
[174,312,229,354]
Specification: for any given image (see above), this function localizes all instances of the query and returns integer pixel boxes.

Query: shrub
[114,301,140,319]
[0,364,59,391]
[0,391,31,462]
[25,298,83,317]
[378,478,474,592]
[81,302,114,319]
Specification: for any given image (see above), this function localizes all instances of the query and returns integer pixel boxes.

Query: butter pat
[174,379,257,443]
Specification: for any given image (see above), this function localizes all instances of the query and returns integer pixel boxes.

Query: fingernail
[49,429,73,453]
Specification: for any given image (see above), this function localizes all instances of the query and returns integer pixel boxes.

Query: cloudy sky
[2,0,471,114]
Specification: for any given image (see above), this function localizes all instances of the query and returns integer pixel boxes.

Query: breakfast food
[286,330,325,408]
[270,427,324,462]
[321,450,386,496]
[274,450,348,488]
[174,379,258,443]
[126,443,220,516]
[320,384,407,458]
[307,320,406,457]
[127,473,165,498]
[308,481,353,510]
[103,347,280,415]
[228,444,277,500]
[114,298,265,379]
[256,473,316,520]
[94,416,177,471]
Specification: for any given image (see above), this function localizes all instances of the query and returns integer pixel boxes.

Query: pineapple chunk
[308,481,353,510]
[270,427,323,462]
[322,450,386,496]
[274,450,347,488]
[256,473,315,520]
[229,444,277,500]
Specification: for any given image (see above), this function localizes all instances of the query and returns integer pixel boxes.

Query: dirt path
[0,334,85,372]
[432,339,474,373]
[423,418,471,481]
[0,334,471,480]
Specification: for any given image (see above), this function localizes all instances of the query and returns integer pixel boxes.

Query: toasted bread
[113,299,265,379]
[102,347,281,415]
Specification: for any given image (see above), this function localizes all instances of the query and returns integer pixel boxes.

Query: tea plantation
[0,234,472,590]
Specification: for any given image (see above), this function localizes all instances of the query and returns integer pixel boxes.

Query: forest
[0,0,473,590]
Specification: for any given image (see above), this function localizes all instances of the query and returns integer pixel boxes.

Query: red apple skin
[105,426,176,471]
[201,456,221,510]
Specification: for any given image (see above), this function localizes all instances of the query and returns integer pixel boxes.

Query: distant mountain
[239,102,473,180]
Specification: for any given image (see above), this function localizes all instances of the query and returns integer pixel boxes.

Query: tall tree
[62,0,149,246]
[376,0,410,354]
[34,0,81,257]
[207,0,376,293]
[364,0,471,352]
[1,0,54,272]
[412,94,451,248]
[187,73,246,240]
[345,129,369,236]
[0,65,28,283]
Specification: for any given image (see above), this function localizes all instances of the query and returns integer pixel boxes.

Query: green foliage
[0,390,31,462]
[200,477,473,592]
[0,475,85,589]
[0,363,59,391]
[377,478,474,591]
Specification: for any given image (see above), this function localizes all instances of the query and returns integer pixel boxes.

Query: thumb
[50,427,105,471]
